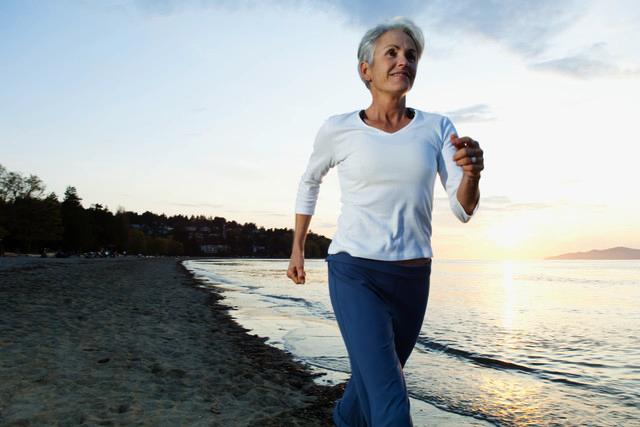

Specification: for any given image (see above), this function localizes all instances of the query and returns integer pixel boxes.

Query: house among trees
[200,244,229,255]
[0,163,330,258]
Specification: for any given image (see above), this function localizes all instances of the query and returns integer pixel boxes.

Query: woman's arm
[437,118,480,222]
[451,134,483,215]
[456,175,481,215]
[292,213,312,253]
[288,118,336,284]
[294,119,335,216]
[287,213,312,284]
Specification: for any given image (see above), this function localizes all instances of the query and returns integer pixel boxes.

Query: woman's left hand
[451,134,484,180]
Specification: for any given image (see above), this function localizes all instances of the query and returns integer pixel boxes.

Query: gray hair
[357,17,425,89]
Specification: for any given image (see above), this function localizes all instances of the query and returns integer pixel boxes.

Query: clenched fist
[451,134,484,180]
[287,250,306,284]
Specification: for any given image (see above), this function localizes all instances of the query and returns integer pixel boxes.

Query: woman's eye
[387,49,396,56]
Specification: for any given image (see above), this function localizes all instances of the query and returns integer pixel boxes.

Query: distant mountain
[546,247,640,260]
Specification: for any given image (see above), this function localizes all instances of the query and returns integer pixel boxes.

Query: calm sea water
[183,258,640,427]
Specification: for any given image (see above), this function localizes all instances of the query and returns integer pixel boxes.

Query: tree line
[0,164,330,258]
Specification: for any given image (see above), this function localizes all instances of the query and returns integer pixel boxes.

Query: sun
[487,219,529,252]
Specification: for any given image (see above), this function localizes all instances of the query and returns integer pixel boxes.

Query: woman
[287,17,483,426]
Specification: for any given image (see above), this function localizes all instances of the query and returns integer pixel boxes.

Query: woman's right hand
[287,249,306,284]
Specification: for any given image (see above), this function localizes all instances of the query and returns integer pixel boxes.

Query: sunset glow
[1,1,639,260]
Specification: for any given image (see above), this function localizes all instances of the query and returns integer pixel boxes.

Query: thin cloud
[132,0,581,57]
[529,43,640,79]
[327,0,425,26]
[340,1,639,82]
[133,0,303,16]
[435,196,608,214]
[130,0,638,79]
[332,1,639,79]
[530,56,615,78]
[226,208,288,217]
[328,0,583,57]
[134,0,176,15]
[435,196,553,213]
[424,0,582,57]
[170,202,224,208]
[481,199,553,213]
[441,104,495,123]
[315,221,337,228]
[248,210,288,217]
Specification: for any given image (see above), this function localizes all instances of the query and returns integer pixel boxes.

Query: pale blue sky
[2,0,639,259]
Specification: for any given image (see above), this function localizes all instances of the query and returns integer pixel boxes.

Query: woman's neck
[364,93,409,126]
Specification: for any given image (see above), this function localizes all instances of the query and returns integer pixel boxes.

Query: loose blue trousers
[326,251,432,427]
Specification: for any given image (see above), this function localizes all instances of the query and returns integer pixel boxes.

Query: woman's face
[362,29,418,96]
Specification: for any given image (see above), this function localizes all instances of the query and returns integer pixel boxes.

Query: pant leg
[333,360,370,426]
[391,271,430,369]
[328,259,413,427]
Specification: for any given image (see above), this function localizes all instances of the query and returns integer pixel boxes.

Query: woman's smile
[391,72,410,79]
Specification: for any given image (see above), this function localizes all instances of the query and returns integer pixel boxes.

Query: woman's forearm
[456,175,481,215]
[293,213,312,252]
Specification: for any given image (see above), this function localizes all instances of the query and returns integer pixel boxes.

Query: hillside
[546,247,640,260]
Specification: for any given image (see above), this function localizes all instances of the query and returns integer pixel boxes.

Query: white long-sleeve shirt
[294,108,479,261]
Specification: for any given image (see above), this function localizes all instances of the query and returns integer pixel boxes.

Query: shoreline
[185,258,496,427]
[177,258,344,425]
[1,255,495,426]
[0,256,341,425]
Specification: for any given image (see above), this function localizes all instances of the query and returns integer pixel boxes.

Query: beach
[0,256,341,426]
[3,256,637,426]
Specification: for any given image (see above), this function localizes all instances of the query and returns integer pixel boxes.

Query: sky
[1,0,639,260]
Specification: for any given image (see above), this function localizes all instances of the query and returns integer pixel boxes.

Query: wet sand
[0,256,342,426]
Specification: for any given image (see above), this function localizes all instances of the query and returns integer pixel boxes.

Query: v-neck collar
[357,108,418,136]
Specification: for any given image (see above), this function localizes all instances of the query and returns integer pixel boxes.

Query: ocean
[183,258,640,427]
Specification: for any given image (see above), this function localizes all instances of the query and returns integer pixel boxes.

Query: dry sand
[0,256,342,426]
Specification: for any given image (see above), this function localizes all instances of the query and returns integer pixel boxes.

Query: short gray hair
[357,17,425,89]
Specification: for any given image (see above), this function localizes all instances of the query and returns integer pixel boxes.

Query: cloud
[132,0,304,16]
[169,202,224,208]
[326,0,426,26]
[131,0,581,56]
[427,0,582,57]
[326,0,583,56]
[529,43,640,79]
[248,210,288,217]
[130,0,638,79]
[134,0,176,15]
[476,196,511,205]
[530,56,615,78]
[499,202,554,211]
[315,221,337,228]
[226,208,288,217]
[435,195,553,213]
[435,195,608,215]
[441,104,495,123]
[329,1,640,79]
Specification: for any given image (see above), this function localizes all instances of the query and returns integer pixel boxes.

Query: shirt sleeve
[437,116,479,223]
[294,119,336,215]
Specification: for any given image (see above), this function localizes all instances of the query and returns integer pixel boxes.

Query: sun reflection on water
[477,372,546,426]
[502,260,516,330]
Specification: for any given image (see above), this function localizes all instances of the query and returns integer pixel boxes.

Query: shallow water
[184,258,640,427]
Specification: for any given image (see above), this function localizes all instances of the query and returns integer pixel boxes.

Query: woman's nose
[396,53,409,67]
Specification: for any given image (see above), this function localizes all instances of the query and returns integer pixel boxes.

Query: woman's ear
[359,61,371,83]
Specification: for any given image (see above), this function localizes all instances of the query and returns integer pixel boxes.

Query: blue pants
[326,251,431,427]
